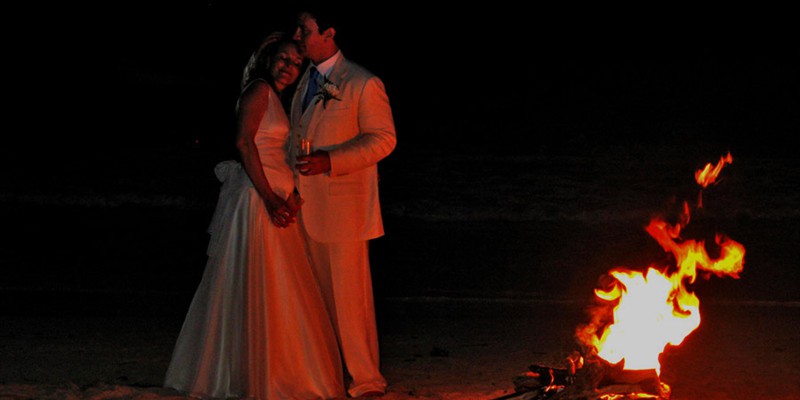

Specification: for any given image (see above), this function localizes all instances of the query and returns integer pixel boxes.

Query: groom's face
[293,12,327,63]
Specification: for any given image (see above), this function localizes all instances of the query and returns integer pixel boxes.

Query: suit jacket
[290,53,397,243]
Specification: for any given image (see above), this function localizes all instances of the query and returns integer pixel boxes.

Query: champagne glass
[299,138,313,156]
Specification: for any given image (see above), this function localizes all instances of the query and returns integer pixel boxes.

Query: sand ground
[1,296,799,400]
[1,205,798,399]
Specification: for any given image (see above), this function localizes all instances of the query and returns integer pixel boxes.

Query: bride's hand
[264,193,294,228]
[286,191,304,214]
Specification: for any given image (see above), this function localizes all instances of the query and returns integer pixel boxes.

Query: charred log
[496,354,671,400]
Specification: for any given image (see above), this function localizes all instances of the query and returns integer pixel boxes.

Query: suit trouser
[304,234,387,396]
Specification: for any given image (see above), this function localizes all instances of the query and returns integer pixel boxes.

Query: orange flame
[593,267,700,374]
[577,153,744,375]
[695,152,733,188]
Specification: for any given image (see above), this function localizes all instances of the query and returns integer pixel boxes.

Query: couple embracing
[164,6,396,400]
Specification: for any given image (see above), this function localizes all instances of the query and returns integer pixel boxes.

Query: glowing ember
[600,395,661,400]
[577,153,745,377]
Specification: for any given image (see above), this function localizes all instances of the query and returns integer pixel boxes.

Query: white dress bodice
[250,81,294,199]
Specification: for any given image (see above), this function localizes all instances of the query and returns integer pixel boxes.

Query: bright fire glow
[578,153,744,375]
[593,267,700,373]
[695,152,733,188]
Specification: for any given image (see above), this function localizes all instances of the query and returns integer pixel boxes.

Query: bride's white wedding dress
[164,81,343,399]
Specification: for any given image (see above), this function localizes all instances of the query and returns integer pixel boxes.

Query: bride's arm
[235,81,294,227]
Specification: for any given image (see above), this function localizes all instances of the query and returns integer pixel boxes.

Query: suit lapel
[303,55,349,141]
[325,55,348,103]
[290,54,351,148]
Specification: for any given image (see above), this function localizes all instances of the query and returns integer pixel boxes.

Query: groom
[289,6,397,398]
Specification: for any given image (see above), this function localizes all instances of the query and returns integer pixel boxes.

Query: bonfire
[499,153,744,400]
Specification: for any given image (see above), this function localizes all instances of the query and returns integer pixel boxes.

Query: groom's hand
[296,150,331,176]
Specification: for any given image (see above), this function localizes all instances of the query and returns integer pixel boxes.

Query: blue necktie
[302,67,320,112]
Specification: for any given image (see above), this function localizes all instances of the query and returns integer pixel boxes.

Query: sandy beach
[2,207,799,399]
[1,296,799,399]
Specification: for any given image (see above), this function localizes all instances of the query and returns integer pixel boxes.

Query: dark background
[1,7,798,398]
[2,3,798,311]
[10,2,798,158]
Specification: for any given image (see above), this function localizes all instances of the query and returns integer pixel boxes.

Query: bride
[164,34,344,399]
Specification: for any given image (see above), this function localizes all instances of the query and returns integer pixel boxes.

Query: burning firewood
[495,353,671,400]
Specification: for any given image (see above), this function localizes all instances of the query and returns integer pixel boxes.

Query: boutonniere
[314,76,342,108]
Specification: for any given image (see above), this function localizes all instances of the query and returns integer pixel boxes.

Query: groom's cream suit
[290,51,396,396]
[290,53,396,242]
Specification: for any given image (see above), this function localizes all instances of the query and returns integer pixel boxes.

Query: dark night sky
[10,3,798,160]
[1,2,798,306]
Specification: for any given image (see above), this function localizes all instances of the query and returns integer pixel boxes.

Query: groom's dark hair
[296,2,346,43]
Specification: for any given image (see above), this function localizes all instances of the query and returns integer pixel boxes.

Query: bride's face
[270,43,303,91]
